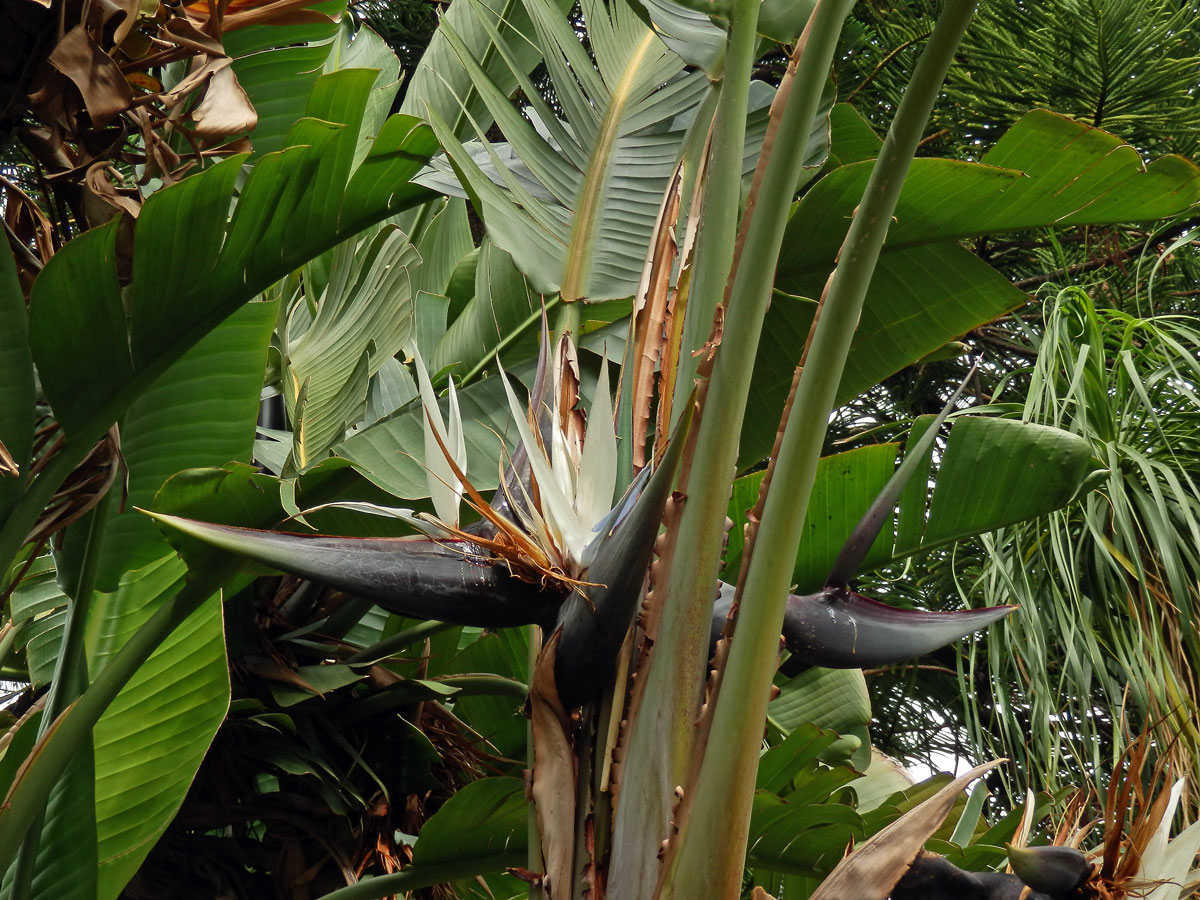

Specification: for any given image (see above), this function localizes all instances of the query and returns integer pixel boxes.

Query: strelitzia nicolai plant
[142,3,1057,897]
[3,0,1161,894]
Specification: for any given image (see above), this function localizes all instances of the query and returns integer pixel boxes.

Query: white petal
[413,347,461,527]
[577,357,617,529]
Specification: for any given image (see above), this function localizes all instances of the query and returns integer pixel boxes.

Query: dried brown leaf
[629,162,682,468]
[214,0,339,31]
[109,0,141,47]
[84,161,142,221]
[47,25,132,126]
[191,64,257,140]
[809,760,1005,900]
[161,17,226,55]
[530,631,577,899]
[0,439,19,477]
[160,54,229,107]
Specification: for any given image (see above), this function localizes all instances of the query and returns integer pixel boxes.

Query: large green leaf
[398,0,573,141]
[321,20,403,167]
[742,241,1025,467]
[87,555,229,899]
[0,744,97,900]
[728,416,1099,593]
[284,227,418,469]
[746,793,865,877]
[768,667,872,768]
[448,628,530,761]
[27,69,437,446]
[86,299,279,591]
[912,417,1099,552]
[335,374,516,500]
[741,110,1200,468]
[8,556,66,689]
[1,556,227,900]
[409,776,527,872]
[627,0,727,75]
[418,0,710,300]
[778,110,1200,289]
[410,198,475,301]
[724,443,898,584]
[226,0,347,158]
[431,239,539,379]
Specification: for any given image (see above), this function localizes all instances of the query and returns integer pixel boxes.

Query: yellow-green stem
[659,4,979,897]
[605,2,852,897]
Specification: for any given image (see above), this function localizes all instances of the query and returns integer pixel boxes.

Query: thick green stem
[672,27,757,403]
[605,6,849,900]
[659,4,979,897]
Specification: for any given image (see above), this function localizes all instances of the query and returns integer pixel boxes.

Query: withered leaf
[47,25,133,127]
[530,631,576,899]
[809,760,1005,900]
[191,64,257,141]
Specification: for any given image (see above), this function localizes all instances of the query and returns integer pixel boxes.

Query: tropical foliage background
[1,0,1199,898]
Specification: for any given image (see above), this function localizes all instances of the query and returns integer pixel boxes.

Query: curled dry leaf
[629,162,683,468]
[809,760,1006,900]
[530,631,577,899]
[84,162,143,221]
[191,64,258,141]
[47,24,133,126]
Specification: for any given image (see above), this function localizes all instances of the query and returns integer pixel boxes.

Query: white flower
[498,350,617,574]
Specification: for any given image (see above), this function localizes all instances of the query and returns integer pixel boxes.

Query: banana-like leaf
[225,1,347,159]
[448,628,530,760]
[283,226,418,470]
[417,0,710,300]
[398,0,573,142]
[0,738,98,900]
[88,555,229,899]
[728,416,1101,594]
[321,20,403,168]
[778,110,1200,290]
[80,300,278,592]
[745,795,865,878]
[27,69,437,446]
[2,555,228,900]
[767,667,871,755]
[336,374,516,500]
[741,110,1200,466]
[431,239,539,379]
[627,0,727,75]
[410,198,475,302]
[8,556,66,689]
